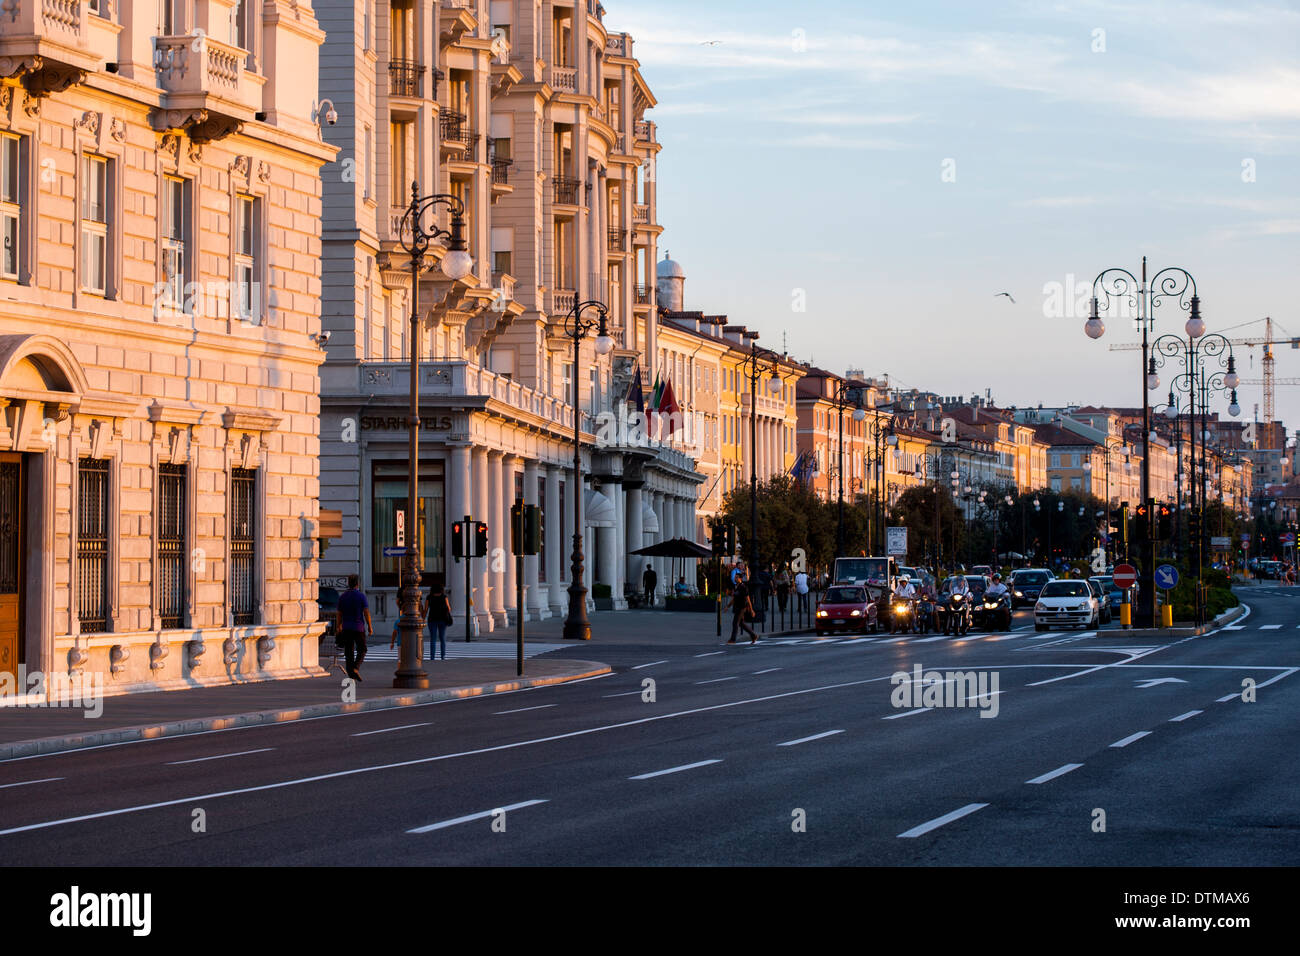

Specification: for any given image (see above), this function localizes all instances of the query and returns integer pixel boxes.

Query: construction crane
[1108,317,1295,422]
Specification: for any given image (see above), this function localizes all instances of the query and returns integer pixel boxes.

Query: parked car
[815,585,879,636]
[1089,575,1123,612]
[1034,579,1100,630]
[1009,568,1054,608]
[1085,578,1113,625]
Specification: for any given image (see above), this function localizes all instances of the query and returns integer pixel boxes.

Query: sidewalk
[0,656,609,761]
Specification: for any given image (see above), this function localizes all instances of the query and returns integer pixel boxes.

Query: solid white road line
[777,730,845,747]
[696,677,737,685]
[1109,731,1151,748]
[1216,693,1240,702]
[1169,710,1202,722]
[632,660,669,670]
[1026,763,1083,785]
[0,777,63,790]
[882,708,932,720]
[493,704,557,716]
[696,651,725,657]
[407,799,548,834]
[352,722,432,737]
[1252,667,1300,690]
[602,690,642,698]
[166,748,276,766]
[629,759,722,780]
[0,675,898,837]
[898,803,989,838]
[752,668,782,675]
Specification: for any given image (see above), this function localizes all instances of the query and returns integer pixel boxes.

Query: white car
[1034,579,1100,630]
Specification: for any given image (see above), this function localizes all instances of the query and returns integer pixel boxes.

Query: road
[1,591,1296,866]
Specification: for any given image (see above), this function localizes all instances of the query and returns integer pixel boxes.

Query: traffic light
[711,521,726,556]
[474,521,489,557]
[511,503,541,555]
[451,520,466,559]
[1157,504,1172,541]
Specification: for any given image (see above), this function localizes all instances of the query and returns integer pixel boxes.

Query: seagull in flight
[699,40,722,46]
[994,292,1015,304]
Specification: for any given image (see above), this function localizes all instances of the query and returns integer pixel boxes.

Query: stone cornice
[76,394,142,419]
[221,408,284,433]
[147,400,206,426]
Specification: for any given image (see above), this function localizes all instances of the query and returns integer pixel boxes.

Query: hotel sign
[360,415,454,431]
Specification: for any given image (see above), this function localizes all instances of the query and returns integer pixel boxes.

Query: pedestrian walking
[727,582,758,644]
[335,574,373,681]
[776,568,791,614]
[422,584,452,661]
[643,563,658,606]
[794,569,810,614]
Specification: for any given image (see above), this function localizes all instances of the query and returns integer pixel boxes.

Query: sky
[611,0,1300,428]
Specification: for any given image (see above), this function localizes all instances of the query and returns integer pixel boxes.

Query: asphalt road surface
[1,592,1296,866]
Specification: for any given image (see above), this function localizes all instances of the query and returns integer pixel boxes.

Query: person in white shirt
[986,574,1009,599]
[893,577,917,600]
[794,570,810,613]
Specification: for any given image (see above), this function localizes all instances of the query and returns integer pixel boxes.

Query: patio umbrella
[631,538,712,593]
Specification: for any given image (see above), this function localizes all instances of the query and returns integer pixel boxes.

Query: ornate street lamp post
[392,183,473,689]
[562,299,613,641]
[830,379,866,561]
[739,343,784,576]
[866,413,897,553]
[1086,258,1202,627]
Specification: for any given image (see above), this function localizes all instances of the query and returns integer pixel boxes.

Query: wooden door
[0,453,22,675]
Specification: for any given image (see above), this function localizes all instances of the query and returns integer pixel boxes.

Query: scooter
[888,596,917,634]
[916,594,936,633]
[942,591,972,636]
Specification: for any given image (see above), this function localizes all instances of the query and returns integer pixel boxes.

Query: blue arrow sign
[1155,564,1179,589]
[382,546,410,557]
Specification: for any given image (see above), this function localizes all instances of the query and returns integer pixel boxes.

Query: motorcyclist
[986,574,1009,600]
[893,576,917,601]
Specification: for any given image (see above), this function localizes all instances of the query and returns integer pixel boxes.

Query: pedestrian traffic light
[1157,504,1172,540]
[451,520,466,559]
[474,521,489,557]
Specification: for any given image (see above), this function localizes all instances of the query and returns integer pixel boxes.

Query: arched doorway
[0,333,87,674]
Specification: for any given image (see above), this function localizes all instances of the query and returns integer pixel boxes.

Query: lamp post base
[393,558,429,688]
[563,583,591,640]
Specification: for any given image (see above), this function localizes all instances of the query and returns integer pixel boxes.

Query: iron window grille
[157,463,187,629]
[231,468,256,625]
[77,458,110,632]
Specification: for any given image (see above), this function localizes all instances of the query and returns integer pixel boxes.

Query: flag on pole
[625,367,645,413]
[650,373,664,410]
[658,377,681,435]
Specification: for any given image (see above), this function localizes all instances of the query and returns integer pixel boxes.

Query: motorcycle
[942,591,972,636]
[916,594,936,633]
[888,596,917,634]
[973,590,1013,631]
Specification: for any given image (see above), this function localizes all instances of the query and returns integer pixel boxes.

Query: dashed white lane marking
[493,704,556,716]
[898,803,989,838]
[1216,693,1239,702]
[962,690,1005,703]
[166,748,276,766]
[1026,763,1083,785]
[602,691,642,698]
[1223,625,1246,631]
[352,722,432,737]
[1170,710,1202,722]
[753,668,782,675]
[695,651,725,657]
[777,730,845,747]
[696,677,737,685]
[882,708,933,720]
[0,675,898,837]
[408,799,548,834]
[1259,624,1282,630]
[0,777,63,790]
[632,660,668,670]
[629,759,722,780]
[1109,731,1151,748]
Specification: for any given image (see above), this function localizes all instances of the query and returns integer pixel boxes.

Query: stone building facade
[0,0,335,695]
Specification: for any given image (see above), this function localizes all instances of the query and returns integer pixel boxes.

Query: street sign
[1241,533,1251,543]
[1210,536,1231,550]
[1282,532,1296,545]
[1113,563,1138,589]
[1155,564,1179,590]
[395,510,405,548]
[886,526,908,556]
[382,546,409,557]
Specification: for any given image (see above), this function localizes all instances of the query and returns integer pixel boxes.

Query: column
[488,450,507,626]
[545,464,564,616]
[448,445,472,627]
[597,523,619,609]
[472,446,493,633]
[625,482,644,594]
[502,454,520,624]
[524,459,543,620]
[612,479,626,607]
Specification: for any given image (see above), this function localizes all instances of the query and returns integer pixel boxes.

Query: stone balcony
[345,360,576,433]
[0,0,120,96]
[151,32,262,140]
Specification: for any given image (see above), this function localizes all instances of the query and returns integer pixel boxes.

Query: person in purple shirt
[335,574,373,681]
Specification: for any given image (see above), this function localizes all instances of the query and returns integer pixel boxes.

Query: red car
[815,585,879,636]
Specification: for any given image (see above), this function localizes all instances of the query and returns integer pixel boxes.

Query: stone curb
[0,662,611,762]
[1107,603,1247,640]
